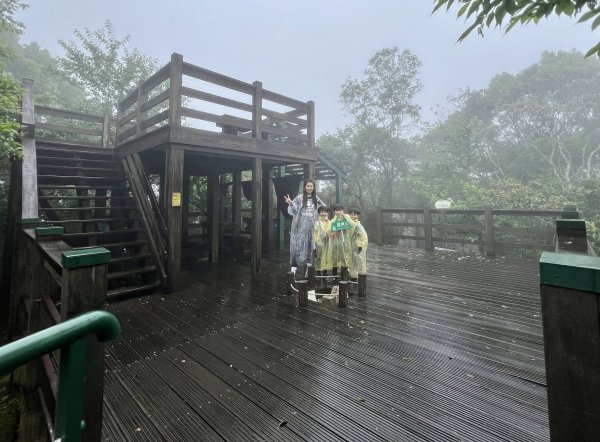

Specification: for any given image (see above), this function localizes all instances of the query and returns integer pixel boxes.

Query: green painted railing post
[54,338,87,442]
[60,246,111,442]
[539,252,600,440]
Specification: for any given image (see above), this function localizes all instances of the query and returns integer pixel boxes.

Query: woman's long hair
[302,179,318,209]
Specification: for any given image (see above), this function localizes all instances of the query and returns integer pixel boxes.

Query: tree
[0,1,26,159]
[1,31,86,109]
[417,51,600,196]
[58,21,158,114]
[330,47,422,207]
[0,0,26,36]
[433,0,600,57]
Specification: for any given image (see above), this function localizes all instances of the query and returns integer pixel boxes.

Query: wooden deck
[102,245,548,441]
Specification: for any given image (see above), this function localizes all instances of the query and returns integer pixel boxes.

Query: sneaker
[291,266,297,274]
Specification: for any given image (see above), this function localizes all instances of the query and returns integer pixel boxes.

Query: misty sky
[15,0,598,137]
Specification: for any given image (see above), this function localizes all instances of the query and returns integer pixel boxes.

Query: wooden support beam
[182,173,190,245]
[136,81,148,137]
[484,207,496,257]
[208,171,220,263]
[232,171,242,236]
[262,166,274,253]
[169,53,183,127]
[423,208,433,251]
[307,100,315,150]
[165,147,184,291]
[21,79,38,220]
[252,81,263,140]
[251,157,262,275]
[304,162,315,182]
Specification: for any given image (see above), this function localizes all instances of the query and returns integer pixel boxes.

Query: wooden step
[39,206,137,211]
[38,195,132,201]
[62,228,144,239]
[44,217,139,224]
[109,253,153,264]
[38,185,129,191]
[108,265,157,280]
[98,240,148,249]
[37,164,122,174]
[107,281,161,299]
[37,175,126,182]
[36,143,115,158]
[37,155,119,166]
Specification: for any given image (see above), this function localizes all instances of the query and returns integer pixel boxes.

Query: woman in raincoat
[284,180,324,277]
[349,208,368,279]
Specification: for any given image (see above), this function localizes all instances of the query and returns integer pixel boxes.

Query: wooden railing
[377,207,563,257]
[34,105,113,148]
[8,225,111,441]
[121,153,168,282]
[116,53,315,148]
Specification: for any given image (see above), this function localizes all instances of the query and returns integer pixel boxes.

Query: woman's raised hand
[284,194,293,205]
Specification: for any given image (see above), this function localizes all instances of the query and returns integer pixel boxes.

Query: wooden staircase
[36,141,163,299]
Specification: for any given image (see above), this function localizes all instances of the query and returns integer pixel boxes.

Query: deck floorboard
[102,245,549,441]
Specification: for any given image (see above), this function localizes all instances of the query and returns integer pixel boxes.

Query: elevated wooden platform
[102,245,548,441]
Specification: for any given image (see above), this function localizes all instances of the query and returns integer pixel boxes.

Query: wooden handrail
[121,154,168,282]
[379,207,564,257]
[115,53,314,149]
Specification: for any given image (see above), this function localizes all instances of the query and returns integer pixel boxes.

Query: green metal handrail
[0,310,121,442]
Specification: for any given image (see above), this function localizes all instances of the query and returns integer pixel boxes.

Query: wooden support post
[340,266,349,282]
[286,272,295,296]
[136,81,148,137]
[232,171,242,237]
[169,53,183,127]
[102,113,110,148]
[307,100,315,150]
[182,173,190,245]
[484,207,495,257]
[423,208,433,251]
[60,246,110,442]
[165,147,184,291]
[208,171,220,263]
[278,166,286,251]
[297,280,308,307]
[20,232,46,441]
[252,81,263,139]
[555,219,588,254]
[262,167,274,253]
[21,79,38,221]
[251,158,263,275]
[307,263,315,290]
[304,163,315,182]
[338,281,348,308]
[358,273,367,297]
[336,174,342,204]
[539,252,600,441]
[375,207,384,245]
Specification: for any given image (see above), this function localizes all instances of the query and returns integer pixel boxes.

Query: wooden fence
[376,207,564,257]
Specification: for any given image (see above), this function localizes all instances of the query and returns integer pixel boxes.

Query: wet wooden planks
[102,245,549,441]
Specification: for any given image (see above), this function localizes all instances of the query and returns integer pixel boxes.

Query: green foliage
[1,31,86,109]
[433,0,600,57]
[420,51,600,193]
[0,70,21,159]
[0,0,27,35]
[58,21,158,115]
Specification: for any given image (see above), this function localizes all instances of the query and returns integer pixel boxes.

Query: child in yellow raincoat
[349,208,368,279]
[312,206,332,275]
[327,204,356,276]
